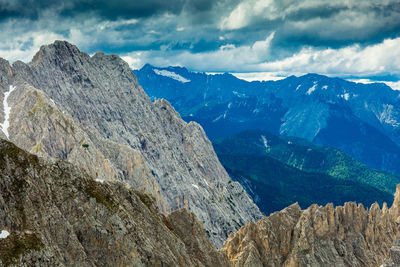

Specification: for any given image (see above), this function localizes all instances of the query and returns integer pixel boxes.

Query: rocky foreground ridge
[1,135,400,266]
[0,139,230,266]
[0,41,261,247]
[222,185,400,266]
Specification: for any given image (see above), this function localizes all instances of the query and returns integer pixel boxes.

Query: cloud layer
[0,0,399,83]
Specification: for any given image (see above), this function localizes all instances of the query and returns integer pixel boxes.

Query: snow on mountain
[0,230,10,239]
[306,82,317,95]
[1,85,16,138]
[261,135,269,151]
[153,69,190,83]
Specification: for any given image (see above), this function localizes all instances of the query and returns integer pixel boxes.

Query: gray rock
[0,139,230,266]
[0,40,262,247]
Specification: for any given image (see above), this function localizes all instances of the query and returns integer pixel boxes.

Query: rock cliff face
[0,41,261,247]
[0,139,231,266]
[222,186,400,266]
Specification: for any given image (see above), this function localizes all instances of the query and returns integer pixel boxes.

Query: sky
[0,0,400,87]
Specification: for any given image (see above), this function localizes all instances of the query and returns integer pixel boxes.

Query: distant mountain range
[135,64,400,175]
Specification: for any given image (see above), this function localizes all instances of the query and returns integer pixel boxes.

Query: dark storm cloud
[219,0,400,52]
[0,0,220,21]
[1,0,400,80]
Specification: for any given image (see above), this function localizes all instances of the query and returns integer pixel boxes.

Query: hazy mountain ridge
[135,65,400,174]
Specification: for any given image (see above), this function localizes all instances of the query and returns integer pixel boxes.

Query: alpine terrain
[0,41,261,248]
[0,41,399,266]
[135,65,400,175]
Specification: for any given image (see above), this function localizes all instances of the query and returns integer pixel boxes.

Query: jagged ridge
[222,185,400,266]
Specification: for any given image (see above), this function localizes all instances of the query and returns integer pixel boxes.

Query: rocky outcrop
[222,186,400,266]
[0,41,261,247]
[0,138,230,266]
[381,239,400,267]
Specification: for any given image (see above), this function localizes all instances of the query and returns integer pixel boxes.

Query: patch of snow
[203,179,209,187]
[322,85,328,90]
[192,184,199,190]
[0,230,10,239]
[306,82,317,95]
[1,85,17,138]
[153,69,190,83]
[261,135,269,151]
[232,91,247,98]
[95,178,105,183]
[378,104,400,127]
[339,93,350,101]
[296,84,301,91]
[213,114,224,122]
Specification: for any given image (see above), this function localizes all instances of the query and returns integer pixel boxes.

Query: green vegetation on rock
[0,234,43,266]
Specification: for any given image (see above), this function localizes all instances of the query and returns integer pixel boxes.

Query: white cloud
[123,32,275,71]
[220,0,275,30]
[384,81,400,91]
[219,0,400,32]
[257,37,400,77]
[231,72,286,82]
[98,19,139,31]
[121,53,144,70]
[0,30,64,63]
[349,79,400,91]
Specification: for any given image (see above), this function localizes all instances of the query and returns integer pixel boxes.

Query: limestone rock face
[0,139,229,266]
[0,41,261,247]
[164,209,232,267]
[222,190,400,267]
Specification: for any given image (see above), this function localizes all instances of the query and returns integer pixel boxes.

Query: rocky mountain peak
[390,184,400,220]
[1,41,262,247]
[31,40,82,63]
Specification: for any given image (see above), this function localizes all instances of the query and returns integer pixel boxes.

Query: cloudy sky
[1,0,400,86]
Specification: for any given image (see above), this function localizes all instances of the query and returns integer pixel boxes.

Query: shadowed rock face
[0,139,230,266]
[222,185,400,267]
[0,41,261,247]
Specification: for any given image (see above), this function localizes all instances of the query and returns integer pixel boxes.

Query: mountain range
[135,64,400,175]
[1,41,400,266]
